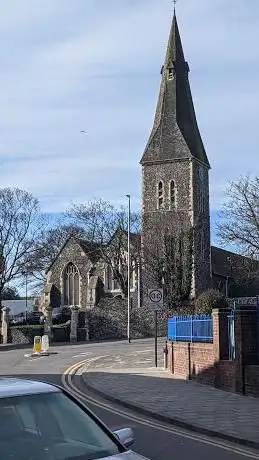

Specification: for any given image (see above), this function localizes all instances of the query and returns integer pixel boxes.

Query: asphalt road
[0,339,258,460]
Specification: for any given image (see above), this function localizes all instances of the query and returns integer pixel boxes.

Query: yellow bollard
[33,336,42,353]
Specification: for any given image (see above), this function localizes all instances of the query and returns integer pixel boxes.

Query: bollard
[33,336,42,354]
[163,341,168,370]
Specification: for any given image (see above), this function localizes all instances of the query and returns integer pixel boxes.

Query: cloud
[0,0,258,214]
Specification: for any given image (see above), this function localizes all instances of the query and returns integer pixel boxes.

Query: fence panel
[167,315,213,343]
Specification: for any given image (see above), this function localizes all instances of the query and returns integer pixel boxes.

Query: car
[0,377,150,460]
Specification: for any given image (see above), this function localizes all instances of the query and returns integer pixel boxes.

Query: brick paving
[83,348,259,447]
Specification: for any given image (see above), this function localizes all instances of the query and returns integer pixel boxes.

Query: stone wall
[47,239,94,310]
[142,155,211,299]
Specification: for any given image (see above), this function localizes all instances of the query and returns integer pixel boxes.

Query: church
[40,12,255,315]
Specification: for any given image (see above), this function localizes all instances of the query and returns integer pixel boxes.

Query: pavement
[82,344,259,450]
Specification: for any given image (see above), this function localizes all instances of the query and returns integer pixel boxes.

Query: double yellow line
[62,359,259,459]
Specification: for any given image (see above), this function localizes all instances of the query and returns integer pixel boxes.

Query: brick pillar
[168,342,173,374]
[233,307,258,394]
[212,308,229,361]
[238,307,258,364]
[233,312,244,394]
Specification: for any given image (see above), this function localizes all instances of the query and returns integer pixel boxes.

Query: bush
[10,323,71,344]
[11,325,44,344]
[195,289,228,314]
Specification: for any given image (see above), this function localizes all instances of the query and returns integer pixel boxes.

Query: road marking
[72,352,93,358]
[28,356,47,362]
[62,359,259,459]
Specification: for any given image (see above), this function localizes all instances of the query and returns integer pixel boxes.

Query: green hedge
[10,323,71,344]
[195,289,229,314]
[11,325,44,344]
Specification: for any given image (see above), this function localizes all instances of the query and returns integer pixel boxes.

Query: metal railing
[167,315,213,343]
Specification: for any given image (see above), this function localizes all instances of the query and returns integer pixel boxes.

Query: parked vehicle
[0,378,149,460]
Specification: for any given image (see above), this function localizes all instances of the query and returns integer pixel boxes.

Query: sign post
[148,289,163,368]
[154,310,158,367]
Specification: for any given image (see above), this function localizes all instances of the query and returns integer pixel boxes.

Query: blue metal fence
[167,315,213,343]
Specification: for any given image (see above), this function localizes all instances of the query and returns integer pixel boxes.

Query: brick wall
[245,365,259,397]
[215,360,236,392]
[168,342,215,384]
[167,307,259,396]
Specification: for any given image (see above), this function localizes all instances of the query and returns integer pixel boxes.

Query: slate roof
[46,233,141,274]
[211,246,258,278]
[141,12,210,167]
[46,236,101,273]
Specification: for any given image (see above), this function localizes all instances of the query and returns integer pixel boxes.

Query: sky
[0,0,258,241]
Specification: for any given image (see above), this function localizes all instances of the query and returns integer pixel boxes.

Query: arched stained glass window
[158,181,164,209]
[63,263,79,306]
[170,180,176,208]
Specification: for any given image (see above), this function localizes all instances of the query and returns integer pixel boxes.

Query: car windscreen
[0,391,124,460]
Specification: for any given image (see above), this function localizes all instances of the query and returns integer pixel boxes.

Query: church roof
[45,232,140,274]
[76,239,102,261]
[140,12,210,167]
[45,236,101,274]
[211,246,259,278]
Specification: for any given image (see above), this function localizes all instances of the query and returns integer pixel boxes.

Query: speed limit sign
[148,289,163,309]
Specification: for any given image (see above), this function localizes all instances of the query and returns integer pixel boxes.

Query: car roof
[0,378,61,399]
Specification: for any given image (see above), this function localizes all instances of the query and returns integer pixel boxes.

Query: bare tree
[0,188,46,306]
[67,199,141,297]
[218,175,259,259]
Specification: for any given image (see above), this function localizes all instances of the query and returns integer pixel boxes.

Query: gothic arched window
[170,180,176,208]
[158,181,164,209]
[63,263,79,306]
[106,264,113,290]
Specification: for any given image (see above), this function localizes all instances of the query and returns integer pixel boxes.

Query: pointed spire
[140,11,210,167]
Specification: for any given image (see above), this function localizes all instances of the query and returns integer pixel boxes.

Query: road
[0,339,258,460]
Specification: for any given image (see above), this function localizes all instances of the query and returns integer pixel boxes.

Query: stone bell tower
[140,11,211,297]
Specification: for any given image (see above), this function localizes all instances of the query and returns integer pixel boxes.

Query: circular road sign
[149,289,163,303]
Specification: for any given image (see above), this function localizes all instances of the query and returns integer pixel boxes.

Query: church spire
[141,12,210,167]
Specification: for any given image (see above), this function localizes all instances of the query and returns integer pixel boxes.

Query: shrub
[11,325,44,344]
[195,289,228,314]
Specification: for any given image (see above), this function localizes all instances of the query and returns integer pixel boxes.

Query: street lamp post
[25,274,28,321]
[126,194,131,344]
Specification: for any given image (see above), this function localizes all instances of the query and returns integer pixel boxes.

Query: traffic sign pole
[154,310,158,368]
